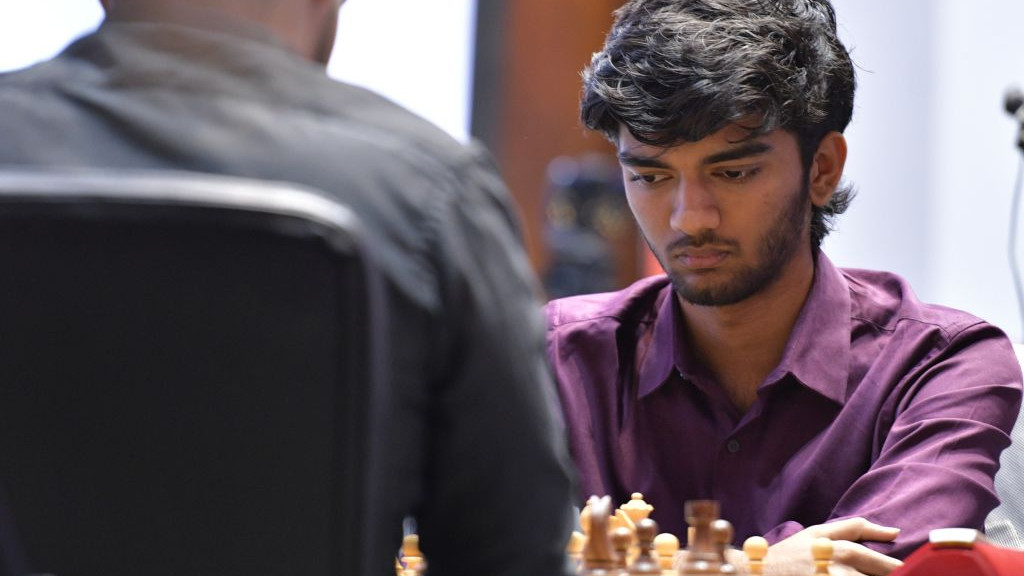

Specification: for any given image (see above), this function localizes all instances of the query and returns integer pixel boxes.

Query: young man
[546,0,1023,574]
[0,1,575,575]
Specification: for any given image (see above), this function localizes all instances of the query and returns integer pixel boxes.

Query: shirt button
[726,439,741,454]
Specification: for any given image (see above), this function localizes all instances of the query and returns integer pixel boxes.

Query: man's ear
[808,131,847,207]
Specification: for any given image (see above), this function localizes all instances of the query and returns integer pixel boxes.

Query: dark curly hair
[581,0,856,248]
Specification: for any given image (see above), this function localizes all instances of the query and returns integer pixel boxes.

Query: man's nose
[668,179,720,235]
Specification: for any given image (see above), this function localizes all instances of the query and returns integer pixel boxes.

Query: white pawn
[653,532,679,574]
[742,536,768,575]
[401,534,425,576]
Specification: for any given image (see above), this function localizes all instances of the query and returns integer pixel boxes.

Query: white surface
[829,0,1024,340]
[0,1,104,71]
[329,0,477,142]
[0,0,476,142]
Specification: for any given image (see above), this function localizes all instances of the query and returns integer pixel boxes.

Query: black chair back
[0,169,383,576]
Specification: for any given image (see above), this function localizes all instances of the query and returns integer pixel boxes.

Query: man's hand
[761,518,904,576]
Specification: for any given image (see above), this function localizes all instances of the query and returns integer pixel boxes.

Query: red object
[892,529,1024,576]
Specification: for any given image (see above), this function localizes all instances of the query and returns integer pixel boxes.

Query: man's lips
[671,248,730,270]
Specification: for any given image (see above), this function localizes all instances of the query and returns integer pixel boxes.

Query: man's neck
[104,1,318,63]
[679,249,817,413]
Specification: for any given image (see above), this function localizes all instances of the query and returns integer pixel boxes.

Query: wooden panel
[474,0,642,290]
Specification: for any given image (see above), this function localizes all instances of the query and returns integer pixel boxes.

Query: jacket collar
[102,4,288,50]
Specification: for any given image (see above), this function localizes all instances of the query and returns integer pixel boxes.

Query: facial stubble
[656,182,811,307]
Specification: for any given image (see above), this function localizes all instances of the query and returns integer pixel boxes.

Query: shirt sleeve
[411,144,577,576]
[766,321,1023,558]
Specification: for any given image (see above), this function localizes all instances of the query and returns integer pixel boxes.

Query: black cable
[1009,157,1024,342]
[1005,87,1024,342]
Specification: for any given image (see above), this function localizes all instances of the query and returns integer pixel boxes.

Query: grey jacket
[0,10,576,575]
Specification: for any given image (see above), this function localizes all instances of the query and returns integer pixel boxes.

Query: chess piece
[742,536,768,575]
[567,530,586,570]
[628,518,662,575]
[400,534,425,576]
[653,532,679,574]
[812,537,833,576]
[710,519,737,575]
[621,492,655,525]
[581,495,600,539]
[614,508,638,533]
[681,500,721,574]
[581,495,618,575]
[612,526,634,570]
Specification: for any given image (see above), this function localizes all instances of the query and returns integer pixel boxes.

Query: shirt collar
[635,252,852,404]
[770,252,852,404]
[102,5,288,50]
[636,287,679,398]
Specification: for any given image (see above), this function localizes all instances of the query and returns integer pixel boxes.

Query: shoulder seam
[850,314,987,346]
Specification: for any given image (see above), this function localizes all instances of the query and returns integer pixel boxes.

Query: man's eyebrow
[617,141,773,169]
[701,141,772,165]
[617,152,672,169]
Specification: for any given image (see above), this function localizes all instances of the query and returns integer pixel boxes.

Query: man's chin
[670,275,752,307]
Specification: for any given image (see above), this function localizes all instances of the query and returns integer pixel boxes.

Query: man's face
[617,125,812,307]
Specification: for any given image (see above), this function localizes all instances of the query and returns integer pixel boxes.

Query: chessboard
[394,492,836,575]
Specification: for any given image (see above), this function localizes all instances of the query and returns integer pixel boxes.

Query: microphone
[1006,87,1024,152]
[1006,87,1024,117]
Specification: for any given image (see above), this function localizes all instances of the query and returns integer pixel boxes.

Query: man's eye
[717,167,759,181]
[628,173,668,185]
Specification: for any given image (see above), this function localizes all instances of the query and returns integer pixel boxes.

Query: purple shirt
[546,253,1022,558]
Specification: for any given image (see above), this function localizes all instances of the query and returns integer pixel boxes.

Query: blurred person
[0,1,576,574]
[545,0,1023,574]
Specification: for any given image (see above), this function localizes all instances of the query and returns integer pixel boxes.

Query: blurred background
[2,0,1024,340]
